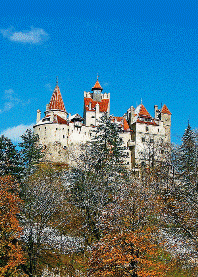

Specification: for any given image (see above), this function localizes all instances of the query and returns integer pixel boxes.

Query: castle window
[39,128,40,130]
[158,129,159,132]
[56,128,58,130]
[142,137,145,142]
[146,126,149,132]
[64,146,67,149]
[45,127,46,130]
[85,132,86,135]
[63,128,64,130]
[63,135,65,138]
[150,138,154,143]
[68,129,69,135]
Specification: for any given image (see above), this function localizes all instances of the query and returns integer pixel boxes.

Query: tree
[0,135,22,177]
[177,122,197,183]
[19,129,43,174]
[20,164,68,277]
[67,114,128,245]
[0,176,26,276]
[149,124,198,259]
[88,174,171,277]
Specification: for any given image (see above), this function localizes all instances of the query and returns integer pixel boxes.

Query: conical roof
[48,85,66,112]
[92,77,103,91]
[135,104,151,118]
[161,104,171,115]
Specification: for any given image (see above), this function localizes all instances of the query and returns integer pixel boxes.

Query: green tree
[67,114,128,245]
[19,129,43,174]
[0,135,22,178]
[178,122,197,182]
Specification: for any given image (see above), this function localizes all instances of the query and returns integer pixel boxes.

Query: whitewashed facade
[34,78,171,169]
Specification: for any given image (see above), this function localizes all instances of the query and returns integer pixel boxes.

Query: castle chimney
[37,109,41,123]
[154,105,159,119]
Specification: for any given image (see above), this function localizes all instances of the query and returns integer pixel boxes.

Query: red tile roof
[136,104,151,118]
[161,104,171,115]
[56,115,68,125]
[49,85,66,112]
[114,117,130,131]
[84,98,109,112]
[92,79,103,91]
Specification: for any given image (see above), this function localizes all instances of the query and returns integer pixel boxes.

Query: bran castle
[33,78,171,168]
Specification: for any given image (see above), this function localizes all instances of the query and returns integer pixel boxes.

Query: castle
[33,78,171,168]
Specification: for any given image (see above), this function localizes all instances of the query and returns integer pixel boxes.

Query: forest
[0,115,197,277]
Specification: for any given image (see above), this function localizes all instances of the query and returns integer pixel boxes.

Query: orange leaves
[0,176,26,276]
[89,229,168,277]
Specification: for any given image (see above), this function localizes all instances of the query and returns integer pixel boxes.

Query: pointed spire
[56,76,58,87]
[92,75,103,91]
[48,83,66,112]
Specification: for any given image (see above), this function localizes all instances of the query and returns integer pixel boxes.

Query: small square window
[142,137,145,142]
[146,126,149,132]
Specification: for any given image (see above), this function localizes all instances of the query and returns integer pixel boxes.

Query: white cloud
[0,89,30,114]
[0,124,34,143]
[1,27,49,44]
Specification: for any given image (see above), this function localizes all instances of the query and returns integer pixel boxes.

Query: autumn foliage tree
[88,176,170,277]
[0,176,26,276]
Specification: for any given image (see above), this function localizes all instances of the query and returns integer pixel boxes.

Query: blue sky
[0,0,197,144]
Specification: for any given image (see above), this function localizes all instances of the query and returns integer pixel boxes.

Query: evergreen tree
[0,135,22,177]
[67,114,128,244]
[19,129,43,174]
[178,122,197,183]
[85,113,126,171]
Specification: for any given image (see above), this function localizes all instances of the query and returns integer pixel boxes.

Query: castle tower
[83,77,110,126]
[160,104,171,142]
[92,76,103,102]
[45,81,68,120]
